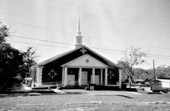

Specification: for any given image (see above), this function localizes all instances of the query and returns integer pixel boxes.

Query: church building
[31,16,122,89]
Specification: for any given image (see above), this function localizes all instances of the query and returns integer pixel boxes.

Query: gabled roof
[38,48,79,66]
[38,45,121,69]
[84,46,120,69]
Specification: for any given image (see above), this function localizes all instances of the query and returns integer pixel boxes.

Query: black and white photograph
[0,0,170,110]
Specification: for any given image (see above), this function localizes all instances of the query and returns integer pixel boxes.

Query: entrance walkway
[63,89,142,96]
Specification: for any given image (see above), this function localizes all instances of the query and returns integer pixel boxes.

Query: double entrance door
[81,69,100,85]
[81,71,88,85]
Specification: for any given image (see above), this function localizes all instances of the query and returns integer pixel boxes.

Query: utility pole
[151,59,161,92]
[153,59,156,80]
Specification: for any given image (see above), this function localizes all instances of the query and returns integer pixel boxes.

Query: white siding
[63,54,108,68]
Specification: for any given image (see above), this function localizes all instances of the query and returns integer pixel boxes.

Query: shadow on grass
[95,94,133,99]
[116,95,133,99]
[65,92,86,95]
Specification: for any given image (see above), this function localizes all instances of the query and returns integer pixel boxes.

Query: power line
[10,35,74,46]
[147,55,170,59]
[9,34,170,58]
[1,14,170,58]
[93,47,170,59]
[10,34,170,57]
[10,32,170,52]
[1,14,170,50]
[1,4,170,36]
[1,2,170,61]
[1,0,170,36]
[7,40,72,49]
[7,38,170,60]
[90,46,124,53]
[84,35,170,51]
[0,16,169,51]
[10,34,126,53]
[0,17,74,35]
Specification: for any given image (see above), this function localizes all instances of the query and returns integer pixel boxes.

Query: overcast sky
[1,0,170,69]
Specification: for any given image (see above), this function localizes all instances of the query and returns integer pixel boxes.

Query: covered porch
[62,67,109,86]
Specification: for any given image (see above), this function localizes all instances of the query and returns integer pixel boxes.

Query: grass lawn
[0,90,170,111]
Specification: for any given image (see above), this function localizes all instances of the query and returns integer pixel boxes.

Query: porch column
[31,66,37,87]
[37,66,43,86]
[92,68,95,84]
[79,67,82,86]
[119,69,122,89]
[105,68,108,85]
[64,67,68,86]
[100,69,103,85]
[62,67,65,85]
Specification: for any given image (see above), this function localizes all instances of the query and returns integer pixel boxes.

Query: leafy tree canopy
[0,22,37,91]
[0,22,9,43]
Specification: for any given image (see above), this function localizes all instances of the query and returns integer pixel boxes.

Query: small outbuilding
[157,78,170,91]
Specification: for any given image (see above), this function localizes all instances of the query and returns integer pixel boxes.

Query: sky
[0,0,170,69]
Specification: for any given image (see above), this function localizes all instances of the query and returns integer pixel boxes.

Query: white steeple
[75,13,83,49]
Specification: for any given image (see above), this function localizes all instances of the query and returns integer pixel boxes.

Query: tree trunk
[128,76,132,88]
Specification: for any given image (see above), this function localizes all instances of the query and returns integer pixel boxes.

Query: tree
[20,47,37,78]
[155,65,170,79]
[121,46,146,87]
[0,22,9,43]
[164,66,170,78]
[145,69,155,81]
[133,68,147,80]
[117,60,131,83]
[0,22,37,91]
[0,42,24,91]
[156,65,166,78]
